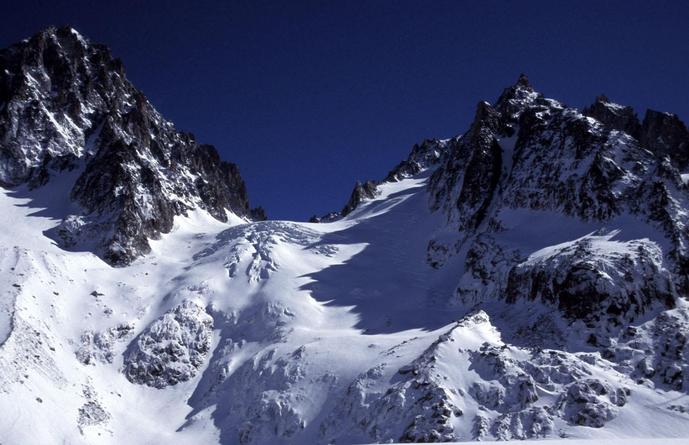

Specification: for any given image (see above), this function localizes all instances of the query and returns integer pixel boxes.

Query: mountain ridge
[1,27,689,445]
[0,25,264,266]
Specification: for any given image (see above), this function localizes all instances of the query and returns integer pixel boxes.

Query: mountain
[1,29,689,445]
[0,26,263,266]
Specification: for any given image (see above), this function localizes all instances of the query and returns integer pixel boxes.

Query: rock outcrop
[505,234,676,329]
[640,109,689,169]
[583,95,641,138]
[0,26,261,265]
[123,300,213,388]
[429,74,689,311]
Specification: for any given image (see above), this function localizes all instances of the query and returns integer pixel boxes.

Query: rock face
[429,74,689,303]
[340,180,380,216]
[429,99,504,234]
[640,109,689,169]
[562,379,628,428]
[123,300,213,388]
[0,26,260,265]
[505,234,676,329]
[583,95,641,138]
[384,138,448,182]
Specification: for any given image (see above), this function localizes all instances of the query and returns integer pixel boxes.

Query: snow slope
[378,440,689,445]
[2,165,689,444]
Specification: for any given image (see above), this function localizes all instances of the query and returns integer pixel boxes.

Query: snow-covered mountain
[0,26,263,266]
[1,28,689,445]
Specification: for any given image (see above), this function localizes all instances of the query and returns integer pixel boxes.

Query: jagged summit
[429,74,689,272]
[320,74,689,223]
[580,94,689,168]
[0,26,264,265]
[3,24,689,444]
[583,94,642,138]
[493,74,541,129]
[641,108,689,168]
[515,72,530,87]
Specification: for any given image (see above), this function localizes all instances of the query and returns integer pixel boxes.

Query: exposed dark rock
[647,313,688,391]
[490,407,554,441]
[385,138,447,182]
[493,73,540,132]
[308,212,339,223]
[429,100,503,234]
[640,109,689,169]
[250,206,268,221]
[77,400,110,433]
[340,180,380,217]
[0,26,260,265]
[583,95,641,138]
[505,236,676,329]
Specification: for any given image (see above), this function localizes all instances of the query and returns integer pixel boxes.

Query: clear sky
[2,1,688,220]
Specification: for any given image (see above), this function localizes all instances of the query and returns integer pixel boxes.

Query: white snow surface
[375,440,688,445]
[0,169,688,444]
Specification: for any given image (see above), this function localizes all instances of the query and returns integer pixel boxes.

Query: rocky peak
[430,76,689,231]
[515,72,530,87]
[583,95,641,138]
[384,138,447,182]
[429,95,515,232]
[0,27,262,265]
[579,96,689,169]
[430,75,689,306]
[640,109,689,169]
[341,180,380,217]
[0,26,126,184]
[494,74,540,129]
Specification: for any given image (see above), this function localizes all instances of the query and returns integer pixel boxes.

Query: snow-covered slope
[1,29,689,445]
[2,158,689,445]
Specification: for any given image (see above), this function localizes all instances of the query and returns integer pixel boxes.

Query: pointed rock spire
[494,74,539,127]
[595,94,611,103]
[516,73,531,88]
[470,101,500,134]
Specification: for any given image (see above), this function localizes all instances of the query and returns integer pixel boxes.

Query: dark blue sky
[2,1,688,220]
